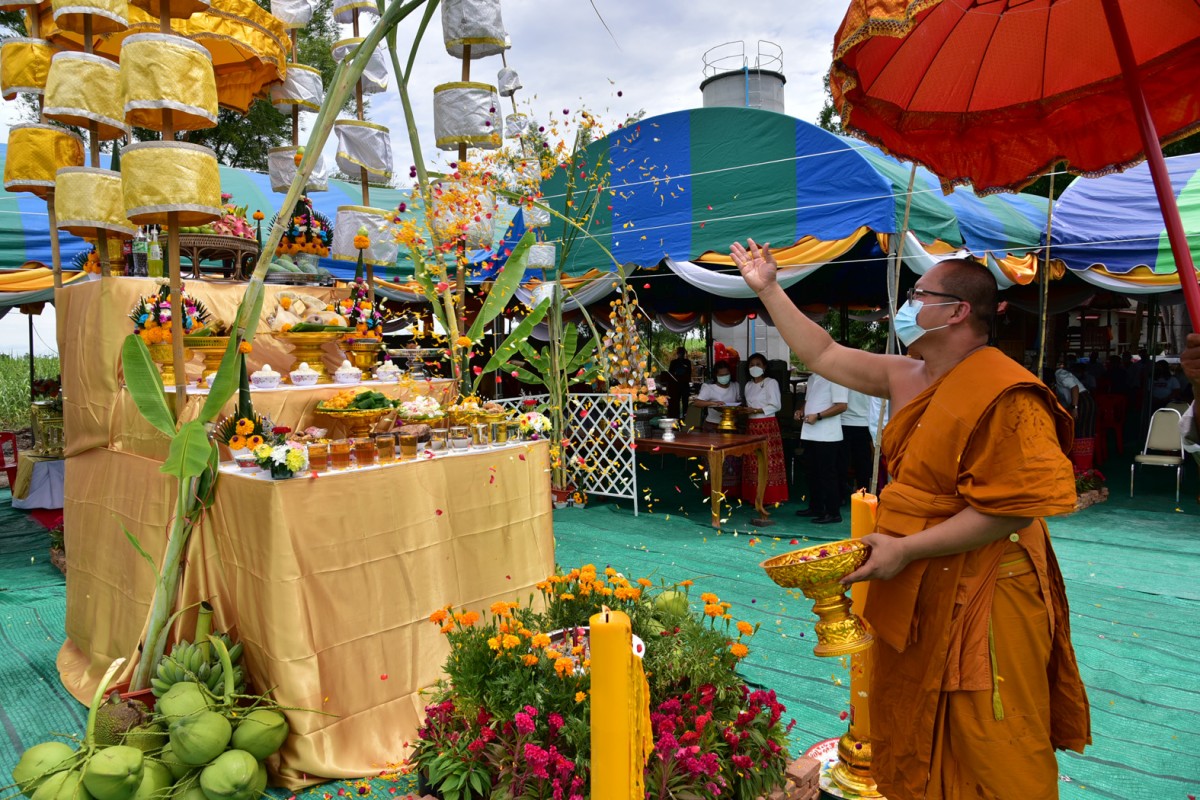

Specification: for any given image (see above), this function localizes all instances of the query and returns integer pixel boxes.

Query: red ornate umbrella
[831,0,1200,329]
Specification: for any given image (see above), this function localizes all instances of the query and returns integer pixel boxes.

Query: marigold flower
[353,234,371,250]
[228,434,246,451]
[235,418,254,435]
[560,593,575,601]
[700,592,718,604]
[252,210,265,221]
[440,622,453,634]
[454,335,473,348]
[522,654,539,666]
[730,643,749,659]
[637,578,653,588]
[487,637,501,651]
[554,658,575,677]
[247,435,264,448]
[429,609,448,624]
[704,604,722,617]
[531,633,551,649]
[575,692,587,703]
[459,611,480,627]
[737,620,754,636]
[544,649,562,661]
[680,580,694,588]
[490,601,511,617]
[502,634,521,650]
[238,341,252,354]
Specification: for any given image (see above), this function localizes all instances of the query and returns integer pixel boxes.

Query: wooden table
[635,432,770,528]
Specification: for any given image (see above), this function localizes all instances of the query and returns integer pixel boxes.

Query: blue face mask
[893,299,957,347]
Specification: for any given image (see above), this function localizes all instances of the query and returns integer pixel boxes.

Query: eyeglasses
[907,287,963,303]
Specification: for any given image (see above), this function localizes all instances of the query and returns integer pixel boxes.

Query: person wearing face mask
[731,240,1089,800]
[692,360,744,497]
[740,353,788,505]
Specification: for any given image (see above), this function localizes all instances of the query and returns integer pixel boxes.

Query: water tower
[700,41,785,113]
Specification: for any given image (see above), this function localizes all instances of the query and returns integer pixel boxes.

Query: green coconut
[31,769,93,800]
[130,761,172,800]
[170,781,207,800]
[122,725,166,754]
[653,590,690,620]
[156,746,190,782]
[250,764,266,798]
[82,747,145,800]
[13,741,78,797]
[229,711,287,760]
[157,685,210,724]
[198,751,260,800]
[168,712,231,767]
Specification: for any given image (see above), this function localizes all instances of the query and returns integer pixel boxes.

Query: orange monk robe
[865,348,1091,800]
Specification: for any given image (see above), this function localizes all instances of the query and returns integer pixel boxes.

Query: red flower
[272,426,291,435]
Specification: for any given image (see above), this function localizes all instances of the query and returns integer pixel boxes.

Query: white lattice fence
[494,393,638,513]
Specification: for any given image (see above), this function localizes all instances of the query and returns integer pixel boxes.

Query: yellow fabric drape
[55,168,137,239]
[37,0,287,114]
[121,142,223,226]
[51,0,128,34]
[120,33,219,132]
[0,268,87,292]
[1,38,53,101]
[1087,263,1200,288]
[3,123,85,198]
[43,53,128,140]
[696,225,872,268]
[57,443,555,788]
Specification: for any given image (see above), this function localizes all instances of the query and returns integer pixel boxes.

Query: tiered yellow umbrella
[0,37,53,100]
[3,123,84,198]
[117,0,223,413]
[36,0,287,114]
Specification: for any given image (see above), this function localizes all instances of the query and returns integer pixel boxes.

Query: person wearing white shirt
[867,395,891,490]
[740,353,789,505]
[841,389,874,496]
[796,373,849,523]
[692,361,742,428]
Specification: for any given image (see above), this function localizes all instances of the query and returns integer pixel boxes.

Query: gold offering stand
[387,347,446,379]
[274,330,343,383]
[341,338,384,372]
[717,405,751,432]
[147,342,193,385]
[762,540,881,797]
[315,407,391,439]
[183,335,231,381]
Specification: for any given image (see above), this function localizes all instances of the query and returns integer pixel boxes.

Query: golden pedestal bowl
[273,331,343,383]
[146,342,194,385]
[315,407,392,439]
[183,335,231,381]
[341,338,384,372]
[760,539,874,657]
[717,405,749,432]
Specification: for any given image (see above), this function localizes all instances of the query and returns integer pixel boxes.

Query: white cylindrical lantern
[331,38,388,94]
[332,205,397,267]
[433,81,501,151]
[270,63,323,114]
[332,0,377,23]
[527,242,556,269]
[505,112,530,139]
[333,119,392,180]
[522,204,550,229]
[268,147,330,193]
[431,179,495,250]
[271,0,316,28]
[497,66,520,97]
[1,38,53,101]
[441,0,505,59]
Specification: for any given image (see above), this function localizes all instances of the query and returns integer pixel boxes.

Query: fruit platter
[315,389,397,437]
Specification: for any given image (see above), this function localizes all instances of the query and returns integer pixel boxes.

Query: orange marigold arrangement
[408,565,792,800]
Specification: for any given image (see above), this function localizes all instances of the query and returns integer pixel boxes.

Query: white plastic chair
[1130,408,1185,503]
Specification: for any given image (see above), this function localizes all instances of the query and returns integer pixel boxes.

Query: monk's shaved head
[930,258,997,336]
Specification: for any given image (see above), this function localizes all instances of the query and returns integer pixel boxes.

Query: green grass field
[0,354,60,430]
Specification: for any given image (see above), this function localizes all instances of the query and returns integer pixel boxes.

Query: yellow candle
[848,490,878,740]
[590,608,644,800]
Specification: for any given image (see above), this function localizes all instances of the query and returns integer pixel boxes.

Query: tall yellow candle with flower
[589,607,653,800]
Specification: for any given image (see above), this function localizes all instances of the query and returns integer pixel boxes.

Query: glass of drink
[353,437,376,467]
[398,433,418,461]
[430,429,448,452]
[471,422,491,449]
[449,426,470,450]
[375,434,396,464]
[329,439,352,470]
[491,419,509,446]
[307,441,329,473]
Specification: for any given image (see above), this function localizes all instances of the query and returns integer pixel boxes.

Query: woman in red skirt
[741,352,789,505]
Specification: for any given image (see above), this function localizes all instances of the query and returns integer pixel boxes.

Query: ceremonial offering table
[54,277,554,787]
[635,432,769,527]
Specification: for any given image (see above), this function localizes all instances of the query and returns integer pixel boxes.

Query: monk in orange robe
[730,242,1091,799]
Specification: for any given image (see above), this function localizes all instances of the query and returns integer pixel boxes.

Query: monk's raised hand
[731,238,778,294]
[841,533,909,584]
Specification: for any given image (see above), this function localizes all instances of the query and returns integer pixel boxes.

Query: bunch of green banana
[150,636,245,698]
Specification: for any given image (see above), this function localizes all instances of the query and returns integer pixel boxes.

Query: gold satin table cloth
[1,37,53,100]
[57,444,554,787]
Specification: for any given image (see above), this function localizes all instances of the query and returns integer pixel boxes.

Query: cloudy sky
[0,0,849,355]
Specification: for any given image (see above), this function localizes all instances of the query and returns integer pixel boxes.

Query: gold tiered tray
[273,330,343,383]
[760,539,873,657]
[342,339,384,372]
[183,335,230,381]
[315,407,391,439]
